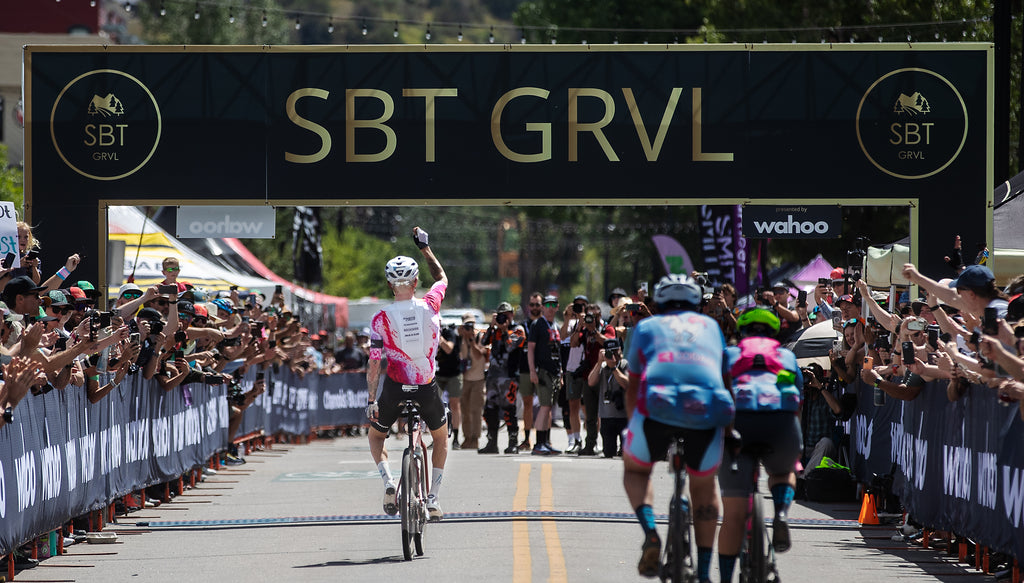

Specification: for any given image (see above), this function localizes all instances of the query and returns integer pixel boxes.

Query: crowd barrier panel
[848,378,1024,563]
[0,366,370,555]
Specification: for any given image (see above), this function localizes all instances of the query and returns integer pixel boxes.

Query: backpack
[728,336,801,412]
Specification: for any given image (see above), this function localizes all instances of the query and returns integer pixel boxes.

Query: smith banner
[24,44,991,286]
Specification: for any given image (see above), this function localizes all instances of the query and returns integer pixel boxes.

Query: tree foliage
[0,145,24,214]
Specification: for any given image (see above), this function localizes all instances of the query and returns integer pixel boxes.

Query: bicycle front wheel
[665,497,692,582]
[401,449,417,561]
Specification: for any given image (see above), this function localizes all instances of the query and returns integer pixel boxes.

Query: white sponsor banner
[176,206,276,239]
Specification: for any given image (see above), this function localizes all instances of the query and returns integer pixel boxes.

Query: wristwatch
[873,376,883,388]
[2,405,12,424]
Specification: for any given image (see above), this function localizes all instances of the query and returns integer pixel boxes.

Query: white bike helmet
[653,274,701,307]
[385,256,419,285]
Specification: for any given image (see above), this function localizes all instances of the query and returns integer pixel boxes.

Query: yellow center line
[512,463,532,583]
[540,463,567,583]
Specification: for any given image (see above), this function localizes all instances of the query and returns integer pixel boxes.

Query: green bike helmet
[736,307,781,337]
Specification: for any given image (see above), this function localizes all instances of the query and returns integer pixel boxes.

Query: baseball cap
[211,298,233,313]
[836,294,857,306]
[74,280,101,299]
[573,294,589,304]
[47,290,70,306]
[3,276,45,303]
[608,288,628,303]
[948,264,995,290]
[193,304,209,318]
[67,287,88,301]
[542,295,558,305]
[177,300,195,316]
[461,312,476,323]
[496,301,513,313]
[830,268,845,280]
[137,307,163,321]
[358,327,371,337]
[118,283,143,297]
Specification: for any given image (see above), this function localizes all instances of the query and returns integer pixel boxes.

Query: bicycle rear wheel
[400,449,417,561]
[414,454,427,556]
[740,494,767,583]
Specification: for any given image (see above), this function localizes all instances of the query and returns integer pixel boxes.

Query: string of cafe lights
[90,0,992,44]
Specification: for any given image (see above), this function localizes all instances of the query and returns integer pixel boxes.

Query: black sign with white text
[742,205,842,239]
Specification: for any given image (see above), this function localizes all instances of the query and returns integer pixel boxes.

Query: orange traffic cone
[858,492,879,525]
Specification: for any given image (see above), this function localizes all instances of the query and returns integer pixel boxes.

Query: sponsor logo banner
[742,205,841,239]
[176,206,276,239]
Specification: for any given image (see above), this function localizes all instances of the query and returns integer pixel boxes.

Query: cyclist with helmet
[623,274,736,582]
[716,307,803,583]
[365,227,450,522]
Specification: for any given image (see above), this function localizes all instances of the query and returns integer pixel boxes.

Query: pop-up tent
[994,173,1024,284]
[108,206,349,329]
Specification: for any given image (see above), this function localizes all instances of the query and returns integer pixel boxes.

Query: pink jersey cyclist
[370,280,447,385]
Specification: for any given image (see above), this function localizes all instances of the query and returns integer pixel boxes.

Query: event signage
[24,44,992,287]
[176,206,276,239]
[741,205,842,239]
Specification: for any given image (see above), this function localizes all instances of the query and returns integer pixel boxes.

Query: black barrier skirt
[0,366,370,554]
[849,379,1024,562]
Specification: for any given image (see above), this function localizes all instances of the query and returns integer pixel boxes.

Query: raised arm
[413,227,447,287]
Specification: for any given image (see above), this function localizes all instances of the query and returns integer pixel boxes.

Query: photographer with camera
[435,324,463,448]
[479,302,525,454]
[799,363,854,477]
[559,295,600,454]
[456,312,487,451]
[587,332,629,458]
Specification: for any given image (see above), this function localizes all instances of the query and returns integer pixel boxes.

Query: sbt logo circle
[752,216,830,235]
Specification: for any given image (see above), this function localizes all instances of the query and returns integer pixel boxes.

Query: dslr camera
[603,337,621,360]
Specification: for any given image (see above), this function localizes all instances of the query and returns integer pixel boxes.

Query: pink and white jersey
[370,281,447,385]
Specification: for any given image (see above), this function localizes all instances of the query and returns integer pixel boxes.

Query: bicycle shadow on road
[294,556,420,568]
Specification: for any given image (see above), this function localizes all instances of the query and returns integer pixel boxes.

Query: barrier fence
[0,366,370,556]
[849,379,1024,563]
[4,366,1024,563]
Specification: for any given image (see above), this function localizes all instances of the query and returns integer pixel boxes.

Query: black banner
[742,205,842,239]
[848,379,1024,562]
[0,367,368,555]
[24,45,991,286]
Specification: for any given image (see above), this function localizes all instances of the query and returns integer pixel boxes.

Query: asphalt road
[29,431,999,583]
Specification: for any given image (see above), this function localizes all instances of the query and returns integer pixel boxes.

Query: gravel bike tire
[414,454,426,555]
[740,493,767,583]
[401,449,416,561]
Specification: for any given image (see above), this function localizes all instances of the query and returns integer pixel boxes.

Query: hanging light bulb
[361,21,367,36]
[394,22,399,38]
[90,0,96,6]
[613,35,619,45]
[425,24,431,41]
[229,8,235,24]
[295,17,301,30]
[521,29,527,44]
[262,11,268,27]
[330,19,336,34]
[124,1,131,13]
[158,1,165,16]
[457,25,463,42]
[193,3,200,20]
[489,26,495,44]
[581,39,587,45]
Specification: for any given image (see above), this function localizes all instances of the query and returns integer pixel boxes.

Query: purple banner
[699,205,748,294]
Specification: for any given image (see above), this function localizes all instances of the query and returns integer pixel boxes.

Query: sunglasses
[543,302,558,308]
[74,303,93,312]
[121,291,142,300]
[178,313,193,320]
[528,303,542,307]
[164,267,180,272]
[49,306,71,315]
[192,318,208,325]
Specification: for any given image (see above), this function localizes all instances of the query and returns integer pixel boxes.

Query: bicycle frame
[662,437,696,583]
[738,449,780,583]
[398,400,430,561]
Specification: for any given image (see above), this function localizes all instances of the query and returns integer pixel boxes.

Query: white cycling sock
[378,461,393,485]
[430,468,444,498]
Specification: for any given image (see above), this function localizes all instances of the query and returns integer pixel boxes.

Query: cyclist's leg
[762,412,803,553]
[717,444,757,583]
[622,412,662,577]
[680,426,725,583]
[419,382,449,494]
[369,379,402,481]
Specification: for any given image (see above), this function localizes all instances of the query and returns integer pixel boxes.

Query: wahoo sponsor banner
[849,379,1024,562]
[742,205,841,239]
[176,206,276,239]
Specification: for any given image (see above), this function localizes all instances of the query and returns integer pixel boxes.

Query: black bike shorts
[718,411,803,498]
[371,377,448,433]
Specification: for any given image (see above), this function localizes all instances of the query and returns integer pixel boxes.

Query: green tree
[0,145,24,213]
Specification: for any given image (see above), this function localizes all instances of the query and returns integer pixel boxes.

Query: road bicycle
[738,444,781,583]
[661,435,697,583]
[397,399,431,561]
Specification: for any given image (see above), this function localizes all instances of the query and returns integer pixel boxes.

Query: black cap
[573,294,589,304]
[607,288,628,303]
[3,276,45,304]
[137,307,164,321]
[177,300,195,315]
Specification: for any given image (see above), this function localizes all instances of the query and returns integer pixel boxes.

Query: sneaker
[202,467,217,476]
[773,511,791,553]
[566,440,581,454]
[531,443,553,456]
[478,441,499,454]
[579,445,597,456]
[544,443,562,455]
[638,533,661,578]
[504,443,519,454]
[426,494,443,522]
[518,439,532,451]
[451,440,461,450]
[383,481,398,516]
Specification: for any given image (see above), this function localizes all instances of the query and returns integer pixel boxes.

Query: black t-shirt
[518,317,536,374]
[335,346,368,370]
[528,316,561,375]
[435,326,462,377]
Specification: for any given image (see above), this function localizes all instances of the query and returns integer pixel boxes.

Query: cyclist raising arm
[623,275,736,582]
[366,227,450,521]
